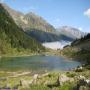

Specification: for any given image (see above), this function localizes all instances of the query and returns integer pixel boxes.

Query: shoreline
[0,51,85,64]
[0,53,40,58]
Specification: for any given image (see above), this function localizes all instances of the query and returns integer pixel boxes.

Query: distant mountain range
[0,3,45,55]
[2,3,55,32]
[57,26,86,39]
[0,3,87,51]
[2,3,86,43]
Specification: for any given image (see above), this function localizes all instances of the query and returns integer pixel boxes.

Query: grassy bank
[0,68,90,90]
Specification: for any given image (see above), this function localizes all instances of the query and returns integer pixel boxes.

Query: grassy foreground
[0,67,90,90]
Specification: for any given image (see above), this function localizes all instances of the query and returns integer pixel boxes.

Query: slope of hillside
[2,3,86,46]
[0,4,45,55]
[2,3,55,32]
[24,12,55,32]
[62,34,90,64]
[26,29,74,43]
[2,3,76,43]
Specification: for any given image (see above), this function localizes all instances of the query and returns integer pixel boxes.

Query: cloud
[84,8,90,18]
[78,27,83,31]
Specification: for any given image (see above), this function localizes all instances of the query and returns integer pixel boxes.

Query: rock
[58,74,74,86]
[86,80,90,84]
[33,74,38,80]
[78,79,86,86]
[20,79,29,88]
[41,73,49,77]
[79,75,86,80]
[75,76,90,90]
[20,79,34,88]
[33,74,38,84]
[86,79,90,87]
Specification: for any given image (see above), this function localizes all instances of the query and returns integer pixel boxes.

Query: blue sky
[2,0,90,32]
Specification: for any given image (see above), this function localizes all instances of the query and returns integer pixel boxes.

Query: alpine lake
[0,55,81,72]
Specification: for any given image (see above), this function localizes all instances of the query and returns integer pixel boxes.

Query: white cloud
[84,8,90,18]
[78,27,83,31]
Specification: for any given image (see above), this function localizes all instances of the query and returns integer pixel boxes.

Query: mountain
[2,3,85,46]
[24,12,55,32]
[2,3,55,32]
[2,3,74,42]
[0,3,45,55]
[62,33,90,64]
[26,29,74,43]
[57,26,86,39]
[71,33,90,50]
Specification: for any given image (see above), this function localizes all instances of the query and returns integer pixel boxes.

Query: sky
[1,0,90,32]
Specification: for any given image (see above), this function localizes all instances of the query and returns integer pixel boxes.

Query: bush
[66,72,76,77]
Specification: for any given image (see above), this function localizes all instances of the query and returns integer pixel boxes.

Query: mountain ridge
[1,3,86,44]
[0,3,45,55]
[57,26,86,39]
[2,3,55,32]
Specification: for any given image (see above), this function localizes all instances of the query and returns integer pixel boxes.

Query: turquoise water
[0,55,81,71]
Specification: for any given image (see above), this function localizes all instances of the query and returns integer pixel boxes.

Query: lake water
[0,55,81,72]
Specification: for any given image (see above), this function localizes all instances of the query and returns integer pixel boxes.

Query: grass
[59,83,75,90]
[21,85,51,90]
[66,72,76,78]
[0,69,89,90]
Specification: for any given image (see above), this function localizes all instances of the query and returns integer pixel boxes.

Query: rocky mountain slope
[2,3,86,44]
[26,29,74,43]
[2,3,76,42]
[57,26,86,39]
[2,3,55,32]
[0,4,45,55]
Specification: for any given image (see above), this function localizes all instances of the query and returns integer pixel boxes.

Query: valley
[0,2,90,90]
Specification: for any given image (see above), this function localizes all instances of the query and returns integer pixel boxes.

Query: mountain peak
[2,3,55,32]
[0,4,44,54]
[26,12,38,16]
[57,26,86,39]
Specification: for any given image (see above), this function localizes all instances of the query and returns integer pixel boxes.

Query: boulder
[58,74,74,86]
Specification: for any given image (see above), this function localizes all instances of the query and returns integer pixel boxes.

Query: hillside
[2,3,55,32]
[26,29,74,43]
[0,4,45,55]
[2,3,76,43]
[62,33,90,64]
